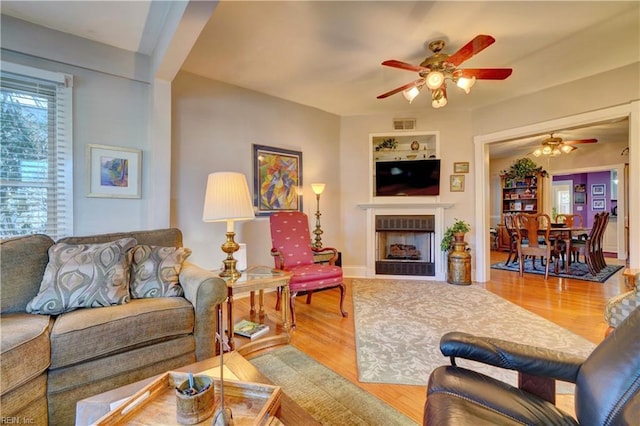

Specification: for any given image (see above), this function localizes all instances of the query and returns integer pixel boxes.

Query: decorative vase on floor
[447,233,471,285]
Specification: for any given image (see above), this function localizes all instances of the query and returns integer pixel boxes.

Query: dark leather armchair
[424,306,640,425]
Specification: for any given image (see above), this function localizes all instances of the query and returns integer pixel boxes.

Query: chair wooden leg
[544,257,550,280]
[290,291,297,328]
[338,283,348,318]
[306,292,313,304]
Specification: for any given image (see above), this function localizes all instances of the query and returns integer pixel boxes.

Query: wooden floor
[233,251,628,424]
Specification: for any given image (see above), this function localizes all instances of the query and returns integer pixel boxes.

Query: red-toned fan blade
[565,139,598,144]
[447,35,496,66]
[381,60,429,73]
[459,68,513,80]
[377,79,424,99]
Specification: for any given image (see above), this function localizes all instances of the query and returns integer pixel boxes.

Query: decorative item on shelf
[411,140,420,150]
[311,183,325,248]
[202,172,255,279]
[375,138,398,151]
[441,219,472,285]
[499,157,547,181]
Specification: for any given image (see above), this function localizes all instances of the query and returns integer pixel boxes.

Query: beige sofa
[0,229,227,425]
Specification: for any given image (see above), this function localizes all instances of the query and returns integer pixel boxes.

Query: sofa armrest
[440,332,585,383]
[179,261,228,360]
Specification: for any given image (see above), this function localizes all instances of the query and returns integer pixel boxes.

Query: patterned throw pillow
[129,245,192,298]
[26,238,137,315]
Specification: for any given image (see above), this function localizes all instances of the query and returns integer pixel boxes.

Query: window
[1,62,73,239]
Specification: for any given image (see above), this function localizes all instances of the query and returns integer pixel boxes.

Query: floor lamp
[311,183,325,249]
[202,171,255,279]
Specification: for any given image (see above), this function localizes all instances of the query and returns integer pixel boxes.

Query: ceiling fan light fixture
[456,76,476,94]
[431,88,447,108]
[425,71,445,90]
[541,145,553,155]
[560,144,576,153]
[532,148,542,157]
[402,85,421,103]
[551,148,561,156]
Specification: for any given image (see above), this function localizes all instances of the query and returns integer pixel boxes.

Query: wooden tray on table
[94,370,282,425]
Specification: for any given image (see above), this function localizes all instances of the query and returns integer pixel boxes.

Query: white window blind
[1,63,73,239]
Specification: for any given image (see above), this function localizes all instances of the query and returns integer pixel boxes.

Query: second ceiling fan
[377,34,512,108]
[532,133,598,157]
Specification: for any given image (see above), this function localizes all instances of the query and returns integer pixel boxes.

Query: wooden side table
[221,266,293,353]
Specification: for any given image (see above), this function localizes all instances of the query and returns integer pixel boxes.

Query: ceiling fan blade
[381,60,429,73]
[377,79,424,99]
[446,34,496,66]
[565,138,598,144]
[459,68,513,80]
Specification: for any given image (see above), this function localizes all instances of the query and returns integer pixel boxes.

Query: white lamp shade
[202,172,255,223]
[311,183,326,195]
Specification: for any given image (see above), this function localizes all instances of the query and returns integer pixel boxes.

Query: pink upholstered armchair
[269,212,347,327]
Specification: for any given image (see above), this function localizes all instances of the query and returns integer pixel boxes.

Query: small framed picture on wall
[592,198,606,210]
[574,192,586,204]
[591,184,605,196]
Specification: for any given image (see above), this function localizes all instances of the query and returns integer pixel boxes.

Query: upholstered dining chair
[515,213,553,279]
[269,212,347,327]
[424,306,640,425]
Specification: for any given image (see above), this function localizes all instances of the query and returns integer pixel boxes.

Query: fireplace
[375,215,436,276]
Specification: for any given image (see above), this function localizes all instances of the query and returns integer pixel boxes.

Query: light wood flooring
[233,250,628,424]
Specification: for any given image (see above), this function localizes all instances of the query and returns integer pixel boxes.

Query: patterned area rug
[491,258,623,282]
[249,345,416,425]
[352,279,595,388]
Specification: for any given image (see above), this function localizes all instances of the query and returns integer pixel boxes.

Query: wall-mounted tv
[375,159,441,196]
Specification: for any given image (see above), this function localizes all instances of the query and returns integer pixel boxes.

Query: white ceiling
[2,0,637,157]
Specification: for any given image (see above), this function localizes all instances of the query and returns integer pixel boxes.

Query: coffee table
[76,351,319,425]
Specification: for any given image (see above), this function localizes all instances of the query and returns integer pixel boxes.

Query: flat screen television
[375,159,440,196]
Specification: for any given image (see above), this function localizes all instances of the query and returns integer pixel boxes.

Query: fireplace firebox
[375,215,436,276]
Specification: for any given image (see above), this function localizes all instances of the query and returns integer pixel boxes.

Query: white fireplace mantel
[357,202,454,210]
[359,202,453,281]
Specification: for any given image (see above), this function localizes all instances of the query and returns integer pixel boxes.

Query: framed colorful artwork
[87,144,141,198]
[253,144,303,216]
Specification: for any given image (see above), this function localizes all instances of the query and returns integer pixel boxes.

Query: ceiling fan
[377,34,512,108]
[533,133,598,157]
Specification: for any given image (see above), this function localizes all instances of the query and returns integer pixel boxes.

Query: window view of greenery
[1,77,54,237]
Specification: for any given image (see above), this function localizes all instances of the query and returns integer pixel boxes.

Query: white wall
[171,72,341,269]
[1,21,156,236]
[339,110,474,274]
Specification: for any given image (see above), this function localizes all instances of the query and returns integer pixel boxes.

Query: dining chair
[593,212,610,271]
[503,213,519,265]
[572,213,603,275]
[515,213,553,279]
[555,213,585,264]
[269,211,347,327]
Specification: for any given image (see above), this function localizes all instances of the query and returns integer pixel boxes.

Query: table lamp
[203,172,255,279]
[311,183,325,249]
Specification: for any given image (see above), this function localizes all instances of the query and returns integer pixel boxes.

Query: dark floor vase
[447,233,471,285]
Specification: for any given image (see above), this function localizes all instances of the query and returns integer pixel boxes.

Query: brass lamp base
[219,231,242,279]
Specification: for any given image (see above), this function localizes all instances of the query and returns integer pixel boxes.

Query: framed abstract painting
[252,144,303,216]
[87,144,141,198]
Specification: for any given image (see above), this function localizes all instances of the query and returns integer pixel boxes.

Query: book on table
[234,319,270,340]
